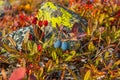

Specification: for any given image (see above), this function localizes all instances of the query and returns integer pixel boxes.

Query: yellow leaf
[115,60,120,65]
[23,30,30,43]
[99,13,105,24]
[0,1,4,5]
[52,51,57,60]
[87,27,90,36]
[43,34,55,48]
[108,17,115,21]
[104,51,110,59]
[32,43,37,53]
[115,30,120,39]
[84,70,91,80]
[2,29,5,37]
[47,60,53,72]
[88,42,95,51]
[70,50,76,55]
[65,56,73,61]
[81,10,85,16]
[7,36,16,47]
[84,64,91,69]
[40,67,44,77]
[27,40,32,51]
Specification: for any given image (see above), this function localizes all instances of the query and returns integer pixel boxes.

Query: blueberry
[54,40,62,48]
[61,41,69,51]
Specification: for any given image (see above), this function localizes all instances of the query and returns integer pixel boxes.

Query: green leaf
[9,54,20,58]
[64,51,76,61]
[84,70,91,80]
[104,51,109,59]
[99,13,105,24]
[114,30,120,39]
[27,40,32,51]
[29,51,35,56]
[39,67,44,77]
[43,40,49,49]
[49,34,55,46]
[51,51,57,60]
[2,43,19,54]
[88,42,95,51]
[32,43,38,53]
[70,50,76,56]
[65,56,73,61]
[43,34,55,49]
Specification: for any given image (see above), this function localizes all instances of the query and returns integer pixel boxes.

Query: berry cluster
[32,17,48,27]
[54,40,69,51]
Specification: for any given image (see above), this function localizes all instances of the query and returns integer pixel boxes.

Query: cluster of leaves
[0,11,37,37]
[0,0,120,80]
[68,0,120,80]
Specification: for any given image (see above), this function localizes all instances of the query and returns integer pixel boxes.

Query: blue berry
[54,40,62,48]
[61,41,69,51]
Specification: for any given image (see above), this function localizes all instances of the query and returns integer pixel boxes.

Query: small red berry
[37,44,42,51]
[19,13,25,20]
[38,21,43,27]
[32,17,38,25]
[29,64,33,68]
[26,68,30,74]
[29,34,33,40]
[43,20,48,26]
[88,4,93,9]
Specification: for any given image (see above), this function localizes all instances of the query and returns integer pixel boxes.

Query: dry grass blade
[0,41,19,54]
[23,30,30,43]
[66,66,78,80]
[0,56,9,64]
[2,29,5,37]
[1,68,7,80]
[7,36,16,47]
[60,69,65,80]
[60,64,66,80]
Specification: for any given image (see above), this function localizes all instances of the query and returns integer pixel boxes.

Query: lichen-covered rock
[38,2,88,42]
[2,26,33,50]
[37,2,87,28]
[1,2,88,50]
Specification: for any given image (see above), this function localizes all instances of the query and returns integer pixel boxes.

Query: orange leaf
[69,0,76,6]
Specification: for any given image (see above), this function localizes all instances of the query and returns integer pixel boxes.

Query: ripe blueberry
[61,41,69,51]
[54,40,62,48]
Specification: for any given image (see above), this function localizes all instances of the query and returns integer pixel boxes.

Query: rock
[38,2,87,28]
[1,2,88,50]
[38,2,88,41]
[1,26,33,50]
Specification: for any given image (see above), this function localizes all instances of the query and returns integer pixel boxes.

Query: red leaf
[9,67,26,80]
[77,33,87,38]
[19,12,25,20]
[32,17,38,25]
[71,23,79,35]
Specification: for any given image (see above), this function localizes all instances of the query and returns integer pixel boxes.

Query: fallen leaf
[9,67,26,80]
